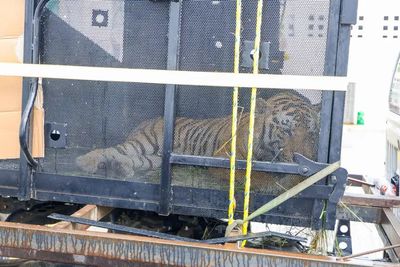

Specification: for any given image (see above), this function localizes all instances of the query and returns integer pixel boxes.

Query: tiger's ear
[255,98,269,114]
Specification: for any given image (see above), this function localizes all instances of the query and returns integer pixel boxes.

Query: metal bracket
[328,168,348,204]
[293,153,329,176]
[241,40,270,70]
[325,167,348,229]
[92,9,109,28]
[45,122,68,149]
[335,219,353,256]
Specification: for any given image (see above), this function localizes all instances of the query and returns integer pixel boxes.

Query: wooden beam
[51,205,112,231]
[381,208,400,257]
[0,62,349,91]
[357,180,400,262]
[347,177,374,187]
[342,193,400,208]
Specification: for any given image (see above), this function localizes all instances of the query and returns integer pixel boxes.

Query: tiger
[76,91,320,181]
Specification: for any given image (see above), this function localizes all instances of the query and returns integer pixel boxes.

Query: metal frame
[160,0,182,215]
[0,0,358,229]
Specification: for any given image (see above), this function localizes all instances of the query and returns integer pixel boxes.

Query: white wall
[348,0,400,129]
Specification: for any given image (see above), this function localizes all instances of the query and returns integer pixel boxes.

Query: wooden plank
[377,224,400,263]
[51,205,112,231]
[381,208,400,257]
[342,193,400,208]
[0,62,349,91]
[347,177,374,187]
[358,181,400,261]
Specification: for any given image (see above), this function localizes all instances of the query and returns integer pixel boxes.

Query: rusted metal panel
[0,221,394,267]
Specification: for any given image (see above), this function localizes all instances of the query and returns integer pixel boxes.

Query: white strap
[0,62,348,91]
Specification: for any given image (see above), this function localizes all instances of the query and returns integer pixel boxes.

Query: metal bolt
[301,166,309,174]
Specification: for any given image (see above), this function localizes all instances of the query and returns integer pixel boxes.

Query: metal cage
[0,0,358,230]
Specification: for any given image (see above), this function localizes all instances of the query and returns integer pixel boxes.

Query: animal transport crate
[0,0,357,230]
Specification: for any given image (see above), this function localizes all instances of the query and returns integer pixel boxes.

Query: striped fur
[76,92,319,178]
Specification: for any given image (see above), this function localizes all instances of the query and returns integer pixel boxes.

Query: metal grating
[39,0,170,182]
[172,0,330,195]
[36,0,330,183]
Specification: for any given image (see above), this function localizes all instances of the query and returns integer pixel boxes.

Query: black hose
[19,0,50,168]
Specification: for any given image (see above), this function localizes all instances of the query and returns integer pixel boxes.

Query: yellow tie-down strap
[228,0,243,225]
[241,0,265,246]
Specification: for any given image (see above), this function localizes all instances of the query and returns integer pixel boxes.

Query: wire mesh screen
[172,0,329,194]
[38,0,169,183]
[36,0,332,195]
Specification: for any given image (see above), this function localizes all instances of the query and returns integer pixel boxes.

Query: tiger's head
[252,92,320,163]
[76,148,135,178]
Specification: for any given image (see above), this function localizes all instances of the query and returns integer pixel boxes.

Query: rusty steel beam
[0,221,395,267]
[50,205,112,231]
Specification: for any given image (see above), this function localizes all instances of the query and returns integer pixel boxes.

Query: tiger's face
[252,93,319,162]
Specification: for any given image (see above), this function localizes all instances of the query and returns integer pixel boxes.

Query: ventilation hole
[339,242,348,250]
[318,33,324,38]
[359,15,364,20]
[395,26,399,31]
[357,35,363,38]
[250,49,262,60]
[383,25,388,30]
[318,25,324,30]
[384,16,389,21]
[358,25,363,30]
[308,33,314,37]
[308,14,315,21]
[50,130,61,141]
[308,24,314,30]
[394,35,399,39]
[383,35,388,38]
[95,14,105,24]
[318,15,324,21]
[339,225,349,233]
[395,16,399,21]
